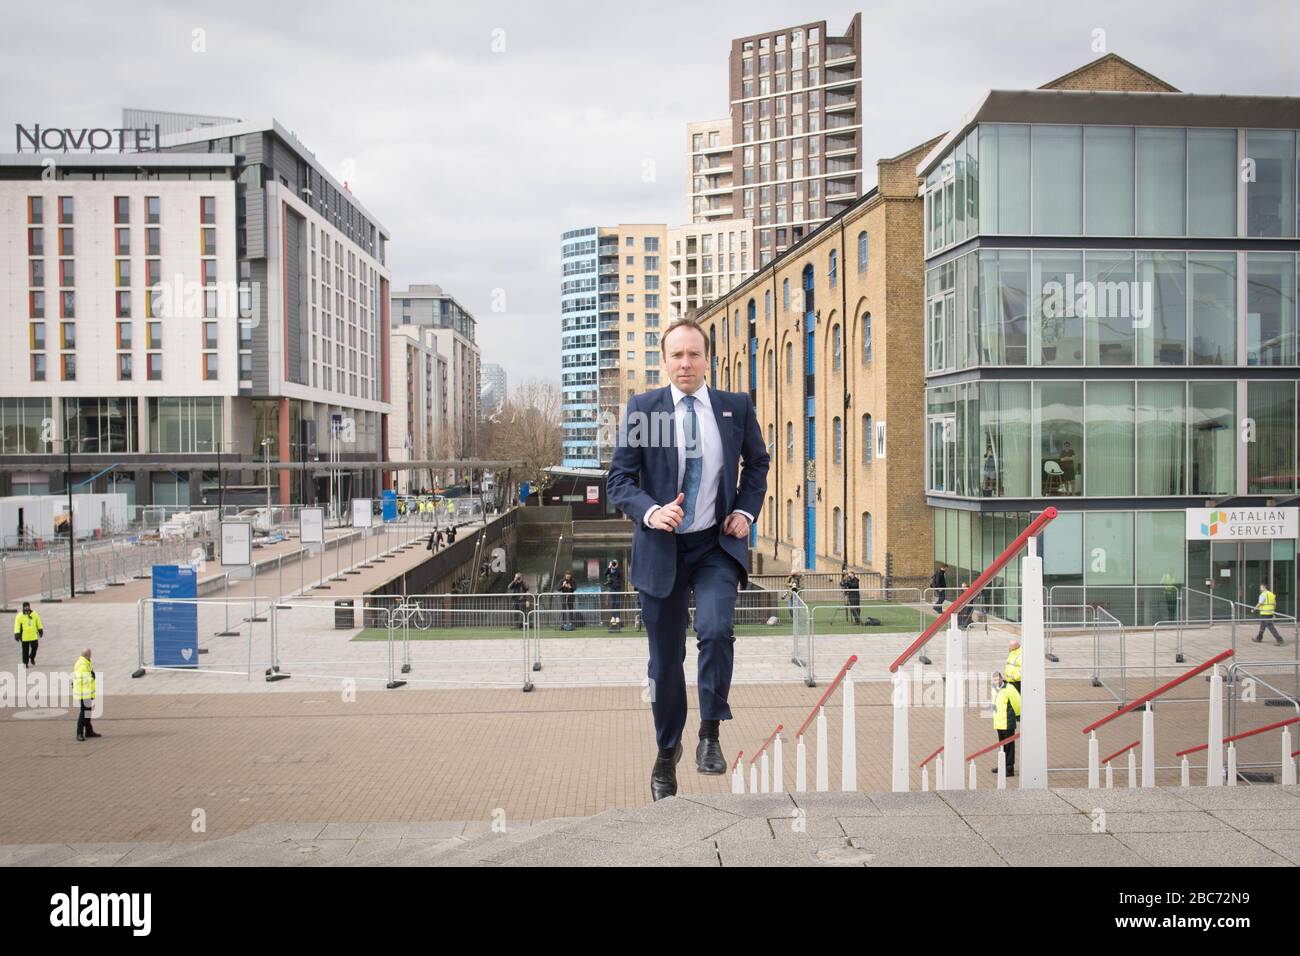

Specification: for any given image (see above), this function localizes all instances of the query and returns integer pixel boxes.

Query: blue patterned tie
[678,395,701,533]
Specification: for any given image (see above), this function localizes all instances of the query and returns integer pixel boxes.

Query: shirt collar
[670,381,708,407]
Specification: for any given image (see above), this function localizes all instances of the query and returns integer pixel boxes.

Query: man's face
[663,325,708,394]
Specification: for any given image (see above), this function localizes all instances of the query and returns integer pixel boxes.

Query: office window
[115,290,130,318]
[147,353,162,381]
[1136,252,1187,365]
[1084,126,1134,235]
[201,228,216,256]
[203,321,218,349]
[29,321,45,350]
[146,196,160,223]
[31,354,46,381]
[1136,127,1186,236]
[29,291,45,318]
[1189,382,1235,495]
[60,291,74,318]
[148,322,163,349]
[58,196,73,224]
[27,228,43,256]
[117,322,132,349]
[59,259,74,286]
[203,353,218,380]
[28,196,43,224]
[1246,252,1296,366]
[1137,381,1186,496]
[29,258,44,288]
[58,228,73,255]
[146,228,160,255]
[1187,129,1237,236]
[1246,130,1297,237]
[201,196,216,224]
[1032,125,1083,235]
[1084,382,1135,496]
[115,228,130,255]
[1248,381,1297,493]
[202,260,217,286]
[116,259,131,288]
[1189,252,1236,365]
[115,352,134,380]
[114,196,129,223]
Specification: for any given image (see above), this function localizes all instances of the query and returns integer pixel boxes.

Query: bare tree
[483,378,562,491]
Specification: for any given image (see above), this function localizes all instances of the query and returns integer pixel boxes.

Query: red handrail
[731,750,744,773]
[1102,740,1141,764]
[889,508,1057,672]
[1081,649,1234,735]
[967,733,1019,762]
[918,744,944,768]
[795,655,858,738]
[1293,748,1300,758]
[1175,716,1300,757]
[748,724,784,765]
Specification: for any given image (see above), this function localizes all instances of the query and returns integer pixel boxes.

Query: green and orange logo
[1200,510,1228,537]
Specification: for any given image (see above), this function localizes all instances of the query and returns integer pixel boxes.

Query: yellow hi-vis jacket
[994,683,1021,731]
[1005,646,1023,683]
[1258,589,1277,617]
[14,611,42,642]
[73,655,96,701]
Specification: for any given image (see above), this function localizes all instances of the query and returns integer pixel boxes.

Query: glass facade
[926,118,1300,625]
[148,397,224,454]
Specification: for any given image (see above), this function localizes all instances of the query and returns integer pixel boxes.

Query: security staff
[1253,583,1285,646]
[13,601,43,668]
[74,647,100,741]
[990,672,1021,776]
[1004,638,1023,693]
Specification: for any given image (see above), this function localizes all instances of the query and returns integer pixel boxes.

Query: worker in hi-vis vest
[1004,638,1022,693]
[1253,583,1285,646]
[990,672,1021,777]
[73,647,100,741]
[13,601,43,668]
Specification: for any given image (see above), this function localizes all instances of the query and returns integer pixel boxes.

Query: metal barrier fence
[134,596,271,679]
[42,540,198,599]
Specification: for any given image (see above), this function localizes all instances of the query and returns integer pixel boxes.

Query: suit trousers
[639,526,741,750]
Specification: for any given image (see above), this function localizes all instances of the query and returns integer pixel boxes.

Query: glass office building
[920,91,1299,623]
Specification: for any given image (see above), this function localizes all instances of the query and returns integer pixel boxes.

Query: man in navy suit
[607,317,770,800]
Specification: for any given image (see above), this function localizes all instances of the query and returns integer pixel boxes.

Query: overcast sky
[3,0,1296,391]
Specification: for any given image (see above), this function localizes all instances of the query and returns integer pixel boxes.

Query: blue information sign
[152,564,198,667]
[519,481,530,504]
[381,490,397,522]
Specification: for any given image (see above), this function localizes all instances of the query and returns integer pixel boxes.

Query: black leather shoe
[76,733,85,742]
[650,744,683,801]
[696,736,726,774]
[85,731,102,738]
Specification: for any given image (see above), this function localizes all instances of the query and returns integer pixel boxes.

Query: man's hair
[660,317,710,359]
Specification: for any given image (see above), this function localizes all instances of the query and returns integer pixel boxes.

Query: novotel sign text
[15,123,162,153]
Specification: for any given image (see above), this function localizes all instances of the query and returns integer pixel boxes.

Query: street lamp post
[261,437,272,522]
[62,401,75,600]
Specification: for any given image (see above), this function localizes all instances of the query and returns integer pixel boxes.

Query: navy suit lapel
[708,388,737,517]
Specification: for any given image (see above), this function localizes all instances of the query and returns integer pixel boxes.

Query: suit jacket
[607,384,770,600]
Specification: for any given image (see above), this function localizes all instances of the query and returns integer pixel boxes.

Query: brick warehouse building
[694,136,941,581]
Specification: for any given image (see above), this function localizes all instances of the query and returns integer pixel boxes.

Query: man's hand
[647,493,686,532]
[722,512,751,538]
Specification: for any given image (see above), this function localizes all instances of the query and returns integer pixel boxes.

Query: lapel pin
[723,411,733,417]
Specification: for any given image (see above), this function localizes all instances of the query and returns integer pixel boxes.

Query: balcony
[825,42,856,64]
[825,90,856,111]
[826,179,858,197]
[825,111,858,130]
[598,282,620,293]
[598,263,618,276]
[598,242,619,256]
[598,359,619,370]
[599,316,620,330]
[825,133,857,157]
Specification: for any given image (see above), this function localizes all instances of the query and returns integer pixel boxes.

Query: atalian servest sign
[1185,507,1298,541]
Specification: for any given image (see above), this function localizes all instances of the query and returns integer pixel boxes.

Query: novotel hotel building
[0,110,392,511]
[918,58,1299,624]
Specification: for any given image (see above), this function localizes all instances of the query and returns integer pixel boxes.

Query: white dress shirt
[644,382,754,533]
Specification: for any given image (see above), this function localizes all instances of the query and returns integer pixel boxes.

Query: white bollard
[841,671,857,792]
[1019,538,1048,789]
[1087,731,1100,790]
[1105,762,1114,788]
[760,752,770,794]
[997,749,1007,790]
[1207,665,1223,787]
[796,734,807,792]
[774,734,785,793]
[749,763,758,794]
[968,759,977,790]
[815,707,829,792]
[1141,706,1155,789]
[921,765,929,792]
[935,753,945,791]
[1283,729,1297,786]
[731,764,745,794]
[1180,756,1190,787]
[1227,743,1237,786]
[1127,750,1137,789]
[892,672,910,793]
[942,617,965,791]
